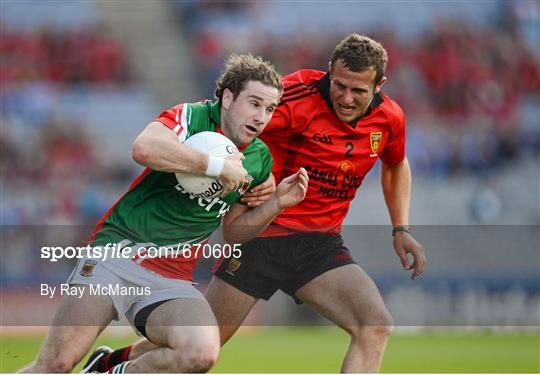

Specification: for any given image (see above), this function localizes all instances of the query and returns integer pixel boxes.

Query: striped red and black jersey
[259,69,406,236]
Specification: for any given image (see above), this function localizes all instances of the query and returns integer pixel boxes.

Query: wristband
[392,225,411,236]
[205,156,225,177]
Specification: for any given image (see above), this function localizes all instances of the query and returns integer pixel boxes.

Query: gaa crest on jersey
[370,132,382,155]
[337,160,355,173]
[80,260,97,277]
[226,259,241,276]
[237,175,254,196]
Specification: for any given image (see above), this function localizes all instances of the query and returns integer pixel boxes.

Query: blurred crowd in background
[1,2,137,227]
[1,28,129,84]
[2,1,539,227]
[182,1,540,179]
[1,1,539,291]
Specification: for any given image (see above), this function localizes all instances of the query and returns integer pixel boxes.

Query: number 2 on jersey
[345,142,354,157]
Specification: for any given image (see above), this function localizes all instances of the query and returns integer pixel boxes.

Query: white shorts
[67,251,204,331]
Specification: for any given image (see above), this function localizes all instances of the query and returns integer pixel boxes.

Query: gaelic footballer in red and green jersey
[260,70,405,235]
[90,100,272,280]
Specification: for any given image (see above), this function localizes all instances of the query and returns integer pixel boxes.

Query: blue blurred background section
[1,0,539,326]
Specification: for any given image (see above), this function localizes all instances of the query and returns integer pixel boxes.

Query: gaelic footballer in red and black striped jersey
[259,69,406,235]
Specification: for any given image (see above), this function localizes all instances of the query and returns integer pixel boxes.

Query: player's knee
[366,303,394,328]
[183,351,218,373]
[40,357,76,373]
[347,323,393,345]
[370,310,394,338]
[375,310,394,334]
[166,331,219,373]
[348,309,394,340]
[370,322,394,340]
[170,343,219,373]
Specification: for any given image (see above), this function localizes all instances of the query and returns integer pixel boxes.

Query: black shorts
[213,232,356,304]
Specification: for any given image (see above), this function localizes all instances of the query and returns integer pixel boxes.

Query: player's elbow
[132,137,152,166]
[222,226,244,246]
[222,229,238,245]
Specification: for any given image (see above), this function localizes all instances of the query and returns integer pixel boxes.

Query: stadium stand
[1,0,156,227]
[1,1,538,328]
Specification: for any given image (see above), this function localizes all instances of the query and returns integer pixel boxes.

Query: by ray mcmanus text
[40,283,151,299]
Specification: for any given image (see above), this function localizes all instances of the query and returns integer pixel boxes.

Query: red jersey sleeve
[155,103,188,141]
[380,102,406,165]
[155,104,182,130]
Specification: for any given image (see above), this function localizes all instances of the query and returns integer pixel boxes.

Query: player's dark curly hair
[214,54,283,100]
[331,34,388,86]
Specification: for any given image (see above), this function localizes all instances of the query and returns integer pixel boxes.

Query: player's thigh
[295,264,392,328]
[205,276,258,344]
[205,276,258,327]
[144,298,220,352]
[38,286,115,362]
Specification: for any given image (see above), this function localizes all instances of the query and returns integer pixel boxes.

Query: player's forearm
[381,157,411,226]
[222,197,283,244]
[132,132,208,174]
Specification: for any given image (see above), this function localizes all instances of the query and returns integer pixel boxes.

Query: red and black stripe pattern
[279,80,319,106]
[101,346,132,373]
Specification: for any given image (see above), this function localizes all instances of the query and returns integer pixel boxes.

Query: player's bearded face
[221,81,280,146]
[330,60,385,124]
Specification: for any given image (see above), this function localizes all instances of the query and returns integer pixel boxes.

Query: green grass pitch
[1,328,538,373]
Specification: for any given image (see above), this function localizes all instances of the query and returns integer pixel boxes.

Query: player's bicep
[138,121,178,142]
[133,122,177,160]
[132,121,195,168]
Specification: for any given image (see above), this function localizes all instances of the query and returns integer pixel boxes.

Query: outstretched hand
[275,167,309,209]
[393,232,426,280]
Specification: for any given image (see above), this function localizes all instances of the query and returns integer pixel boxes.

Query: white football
[175,131,238,198]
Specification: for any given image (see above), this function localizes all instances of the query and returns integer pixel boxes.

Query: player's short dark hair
[330,34,388,86]
[215,54,283,100]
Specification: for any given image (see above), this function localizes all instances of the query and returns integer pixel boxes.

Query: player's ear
[328,61,332,74]
[374,76,387,93]
[222,88,233,109]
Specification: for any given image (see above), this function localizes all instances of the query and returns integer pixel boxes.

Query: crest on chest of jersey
[370,132,382,155]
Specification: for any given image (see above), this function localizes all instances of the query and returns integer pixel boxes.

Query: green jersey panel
[93,100,273,248]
